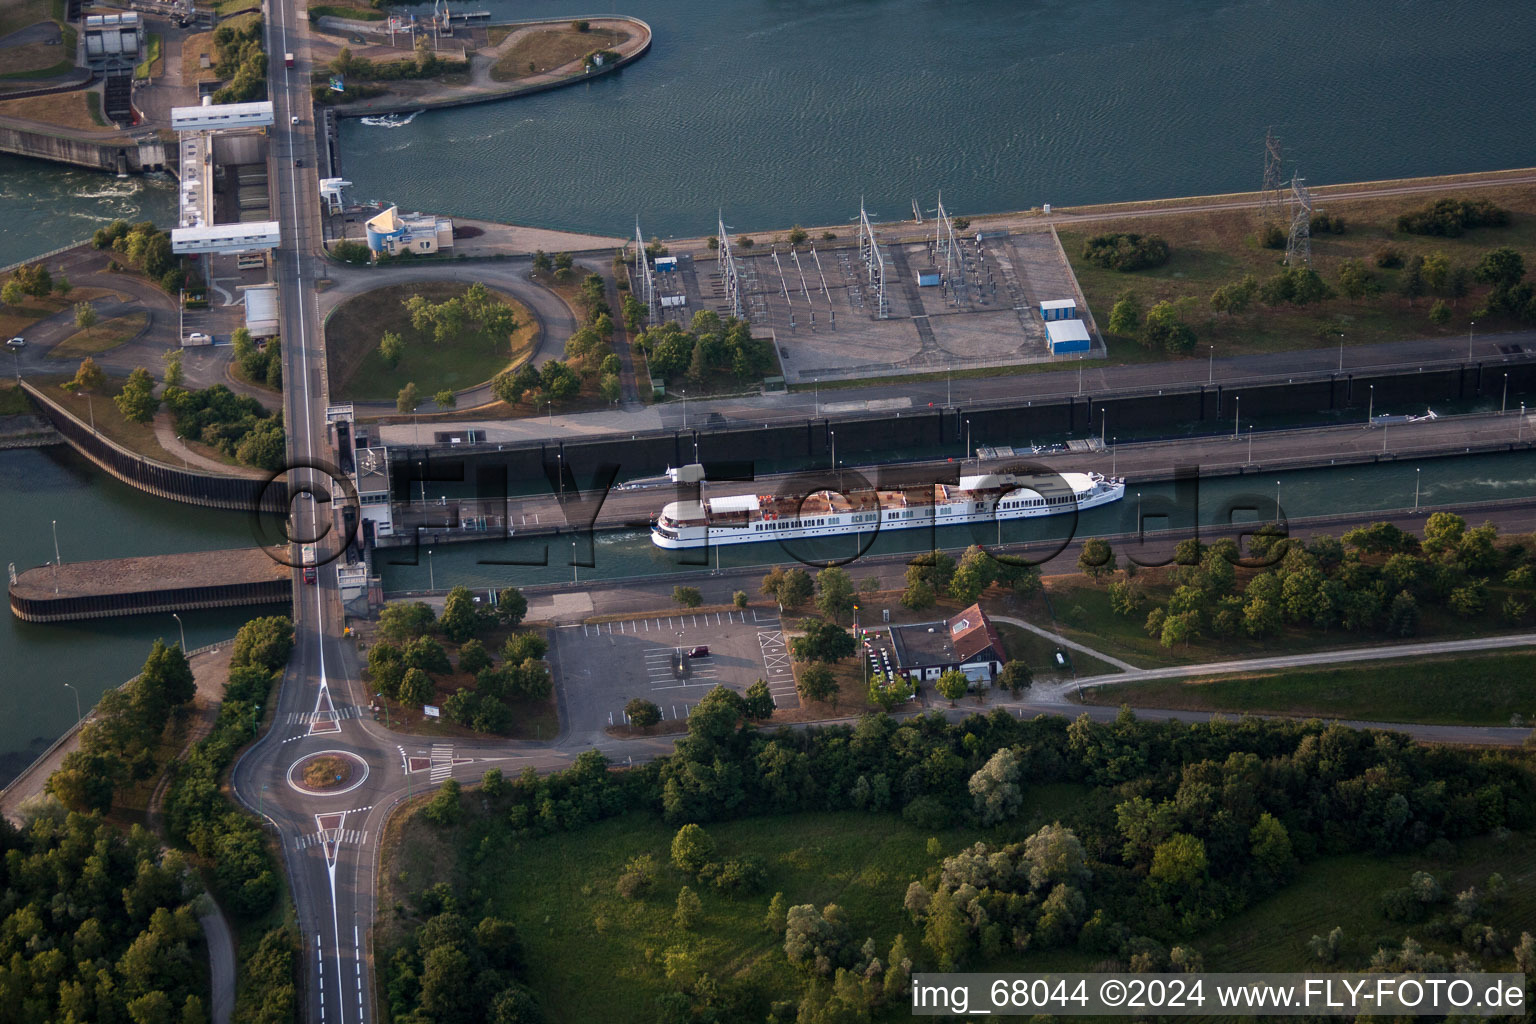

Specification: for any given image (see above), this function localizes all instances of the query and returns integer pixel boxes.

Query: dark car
[686,646,710,658]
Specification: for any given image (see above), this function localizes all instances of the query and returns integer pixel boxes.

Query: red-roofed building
[884,603,1007,685]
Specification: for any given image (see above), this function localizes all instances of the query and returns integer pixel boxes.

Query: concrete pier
[8,547,291,623]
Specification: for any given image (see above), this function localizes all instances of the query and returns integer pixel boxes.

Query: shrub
[1396,197,1510,236]
[1081,232,1170,271]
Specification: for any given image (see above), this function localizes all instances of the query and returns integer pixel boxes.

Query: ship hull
[651,484,1125,549]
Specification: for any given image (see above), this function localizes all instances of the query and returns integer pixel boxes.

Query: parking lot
[550,608,796,737]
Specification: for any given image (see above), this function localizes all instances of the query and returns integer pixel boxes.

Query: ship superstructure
[651,471,1124,549]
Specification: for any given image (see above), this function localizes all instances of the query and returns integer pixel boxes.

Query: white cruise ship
[651,471,1125,549]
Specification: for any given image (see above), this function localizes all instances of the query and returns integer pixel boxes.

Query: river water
[340,0,1536,238]
[3,0,1536,773]
[0,447,273,785]
[0,155,176,268]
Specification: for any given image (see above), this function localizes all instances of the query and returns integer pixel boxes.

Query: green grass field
[1078,649,1536,726]
[46,312,147,359]
[326,281,537,402]
[1059,182,1536,363]
[384,787,1095,1022]
[1201,827,1536,972]
[1035,572,1532,671]
[993,620,1122,680]
[381,778,1536,1021]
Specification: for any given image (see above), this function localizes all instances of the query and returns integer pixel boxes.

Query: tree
[673,886,702,930]
[762,566,814,610]
[1474,246,1525,289]
[438,585,482,642]
[787,225,808,246]
[495,587,528,626]
[1336,258,1375,300]
[398,667,434,706]
[1209,274,1257,315]
[671,824,716,874]
[457,638,491,676]
[743,679,775,720]
[380,601,436,640]
[764,892,788,934]
[792,619,856,662]
[65,355,108,397]
[115,367,160,423]
[162,350,184,387]
[404,635,452,675]
[997,660,1032,696]
[397,381,420,414]
[532,250,552,273]
[1150,833,1208,889]
[969,747,1023,825]
[1107,291,1141,335]
[1078,538,1116,579]
[625,697,661,729]
[0,279,25,307]
[797,663,836,704]
[672,585,703,608]
[74,300,99,331]
[598,373,621,403]
[815,565,855,620]
[1429,299,1452,325]
[936,670,969,706]
[1140,300,1196,353]
[1108,578,1144,617]
[378,331,404,368]
[784,904,852,976]
[423,778,462,827]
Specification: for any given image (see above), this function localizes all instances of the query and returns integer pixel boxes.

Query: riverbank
[0,638,233,818]
[324,15,653,118]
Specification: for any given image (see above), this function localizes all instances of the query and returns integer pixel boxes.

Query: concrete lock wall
[9,579,291,623]
[23,382,288,512]
[399,357,1536,490]
[0,122,152,174]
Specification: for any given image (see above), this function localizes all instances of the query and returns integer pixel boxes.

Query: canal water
[341,0,1536,238]
[0,447,273,785]
[376,450,1536,593]
[0,155,176,267]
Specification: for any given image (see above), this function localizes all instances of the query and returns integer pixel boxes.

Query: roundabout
[286,749,371,796]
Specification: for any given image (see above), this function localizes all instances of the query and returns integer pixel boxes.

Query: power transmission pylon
[1285,175,1312,267]
[1260,127,1285,225]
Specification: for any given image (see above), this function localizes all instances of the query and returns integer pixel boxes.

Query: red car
[687,646,710,658]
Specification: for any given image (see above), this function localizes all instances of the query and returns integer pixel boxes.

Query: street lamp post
[1233,395,1240,439]
[1368,385,1374,424]
[681,389,688,428]
[963,418,970,462]
[945,367,951,408]
[1338,333,1344,373]
[1247,425,1254,464]
[172,612,186,651]
[1501,373,1508,415]
[546,400,553,425]
[813,379,819,418]
[572,539,577,584]
[1135,491,1141,533]
[1468,321,1475,360]
[175,436,188,469]
[1382,422,1389,454]
[1275,480,1281,521]
[251,703,261,739]
[51,518,61,594]
[1111,436,1117,476]
[427,548,434,592]
[63,682,80,724]
[1208,344,1214,383]
[1415,467,1421,511]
